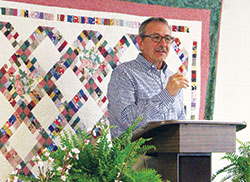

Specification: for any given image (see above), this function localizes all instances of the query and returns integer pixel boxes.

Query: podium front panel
[146,123,236,153]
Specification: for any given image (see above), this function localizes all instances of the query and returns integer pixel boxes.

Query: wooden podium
[132,120,246,182]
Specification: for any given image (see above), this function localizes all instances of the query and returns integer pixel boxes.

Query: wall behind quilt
[0,0,210,181]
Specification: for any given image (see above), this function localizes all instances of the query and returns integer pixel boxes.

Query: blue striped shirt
[107,54,185,137]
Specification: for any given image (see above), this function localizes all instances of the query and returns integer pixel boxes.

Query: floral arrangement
[8,118,165,182]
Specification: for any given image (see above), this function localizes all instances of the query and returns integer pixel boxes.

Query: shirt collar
[137,53,168,72]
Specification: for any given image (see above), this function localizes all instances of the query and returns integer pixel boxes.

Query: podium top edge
[132,120,247,140]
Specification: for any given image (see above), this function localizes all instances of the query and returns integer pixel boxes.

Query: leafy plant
[212,139,250,182]
[8,118,164,182]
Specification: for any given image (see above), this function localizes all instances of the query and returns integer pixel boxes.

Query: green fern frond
[213,139,250,182]
[129,168,162,182]
[16,117,163,182]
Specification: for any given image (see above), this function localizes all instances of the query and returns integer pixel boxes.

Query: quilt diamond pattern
[0,1,204,181]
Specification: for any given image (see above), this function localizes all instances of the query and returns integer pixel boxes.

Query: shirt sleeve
[107,65,177,137]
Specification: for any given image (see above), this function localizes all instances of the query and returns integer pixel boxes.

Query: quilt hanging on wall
[0,0,210,180]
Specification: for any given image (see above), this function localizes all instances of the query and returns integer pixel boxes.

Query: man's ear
[137,35,143,51]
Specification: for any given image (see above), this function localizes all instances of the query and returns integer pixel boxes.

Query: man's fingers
[171,74,189,87]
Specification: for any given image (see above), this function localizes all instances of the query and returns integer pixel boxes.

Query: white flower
[16,164,21,169]
[68,152,73,158]
[71,148,80,154]
[62,146,67,150]
[13,176,18,182]
[32,156,36,161]
[65,170,69,175]
[48,157,54,162]
[44,152,50,157]
[43,148,48,152]
[61,175,67,181]
[37,161,44,168]
[75,154,79,160]
[12,170,18,175]
[63,155,70,161]
[66,164,72,169]
[57,167,63,171]
[36,155,41,161]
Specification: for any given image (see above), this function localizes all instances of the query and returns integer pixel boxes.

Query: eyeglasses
[141,33,174,43]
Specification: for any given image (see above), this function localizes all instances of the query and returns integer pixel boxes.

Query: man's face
[138,21,172,66]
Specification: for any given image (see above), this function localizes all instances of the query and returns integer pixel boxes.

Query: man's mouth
[155,46,168,54]
[156,50,166,53]
[155,48,167,54]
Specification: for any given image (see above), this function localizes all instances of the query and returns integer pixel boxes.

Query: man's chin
[156,55,167,62]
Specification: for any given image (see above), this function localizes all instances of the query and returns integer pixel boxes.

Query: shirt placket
[161,69,168,120]
[160,70,167,90]
[150,66,162,89]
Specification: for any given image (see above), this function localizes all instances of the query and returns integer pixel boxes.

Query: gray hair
[139,17,170,38]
